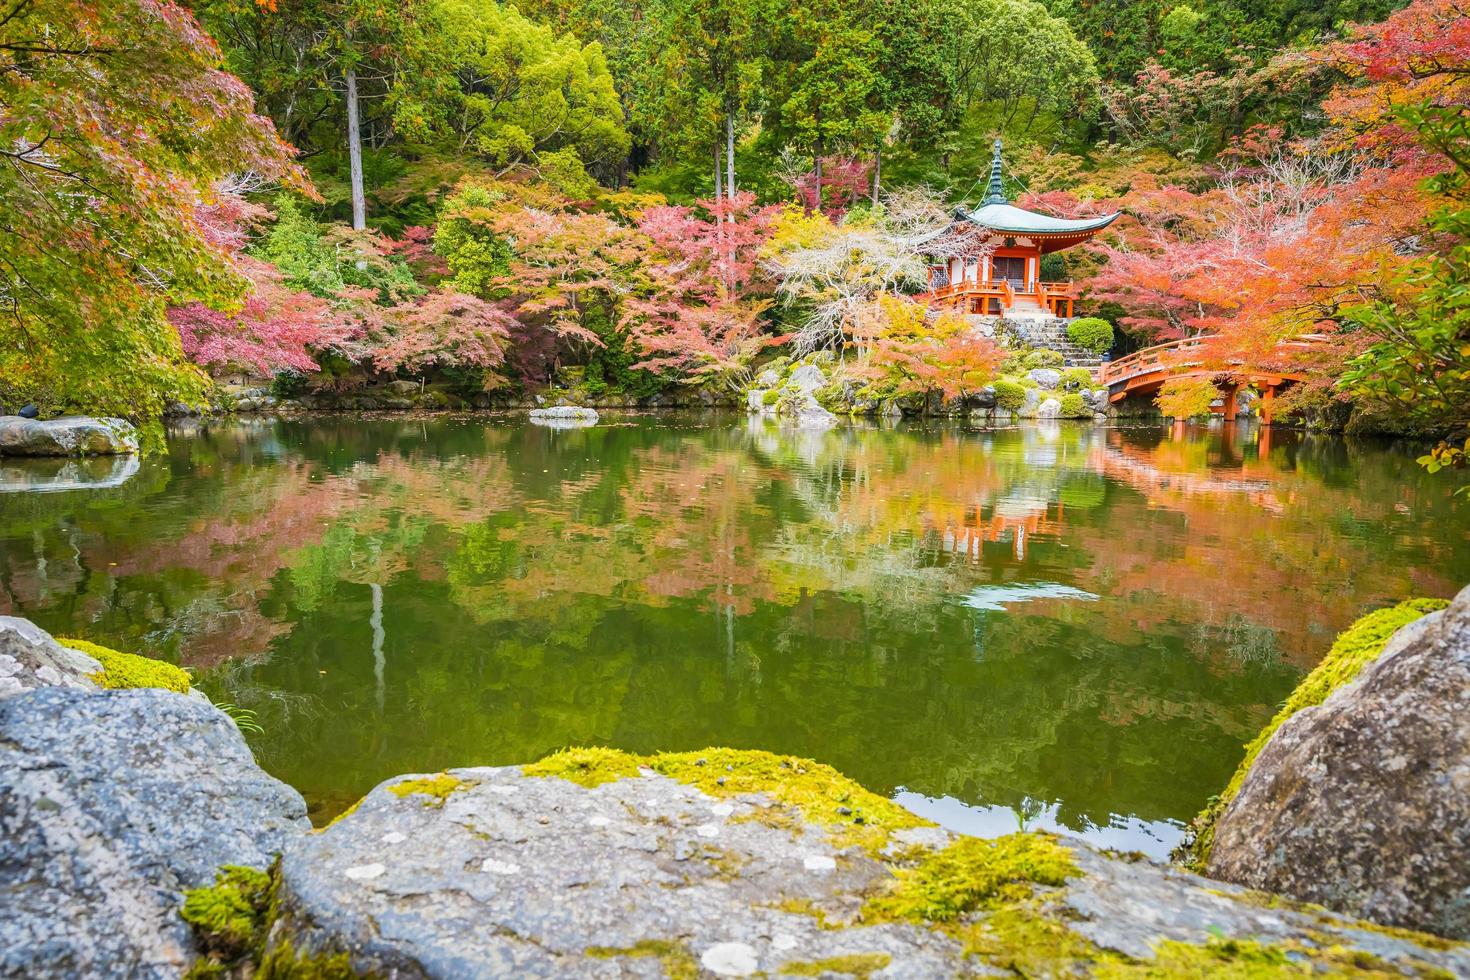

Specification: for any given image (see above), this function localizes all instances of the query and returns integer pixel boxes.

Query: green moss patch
[585,939,697,979]
[60,636,190,693]
[780,952,892,977]
[256,940,359,979]
[863,833,1077,923]
[525,746,930,852]
[1175,598,1448,870]
[387,773,467,806]
[180,864,277,970]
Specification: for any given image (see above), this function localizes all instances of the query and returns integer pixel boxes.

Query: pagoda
[916,140,1118,319]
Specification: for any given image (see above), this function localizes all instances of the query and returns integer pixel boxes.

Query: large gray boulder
[1208,585,1470,939]
[529,406,599,429]
[787,364,826,394]
[1036,397,1063,419]
[270,759,1470,978]
[0,416,138,456]
[0,617,103,698]
[1027,368,1062,390]
[0,686,311,978]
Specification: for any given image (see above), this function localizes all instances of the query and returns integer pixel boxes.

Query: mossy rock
[1174,597,1450,870]
[58,637,190,693]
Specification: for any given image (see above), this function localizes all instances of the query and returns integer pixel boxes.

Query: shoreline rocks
[0,416,139,456]
[2,613,1468,977]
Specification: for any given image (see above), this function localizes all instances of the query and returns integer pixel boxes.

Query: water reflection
[1,414,1465,854]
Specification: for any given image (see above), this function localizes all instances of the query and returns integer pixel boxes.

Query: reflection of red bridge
[1098,335,1324,424]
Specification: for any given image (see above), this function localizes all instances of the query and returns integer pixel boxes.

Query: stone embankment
[1,590,1468,978]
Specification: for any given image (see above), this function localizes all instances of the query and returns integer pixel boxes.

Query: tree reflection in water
[1,414,1464,856]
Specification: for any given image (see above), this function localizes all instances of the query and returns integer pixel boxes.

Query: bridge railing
[1097,336,1205,385]
[1098,333,1331,387]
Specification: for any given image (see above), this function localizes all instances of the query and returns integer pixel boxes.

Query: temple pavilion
[916,140,1118,319]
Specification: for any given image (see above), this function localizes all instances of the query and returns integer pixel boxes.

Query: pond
[3,414,1466,859]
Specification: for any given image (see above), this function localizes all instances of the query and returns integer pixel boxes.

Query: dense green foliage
[1066,317,1114,354]
[5,0,1469,466]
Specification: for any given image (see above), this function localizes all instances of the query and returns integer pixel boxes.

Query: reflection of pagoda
[937,494,1065,561]
[916,140,1119,320]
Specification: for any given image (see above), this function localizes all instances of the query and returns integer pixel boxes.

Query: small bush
[993,379,1027,411]
[1023,349,1064,370]
[1061,368,1093,391]
[1067,317,1114,353]
[1060,393,1088,417]
[761,388,780,406]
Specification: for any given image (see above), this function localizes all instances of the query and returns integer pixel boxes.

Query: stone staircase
[1001,316,1104,369]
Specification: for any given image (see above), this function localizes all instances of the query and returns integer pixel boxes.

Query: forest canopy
[0,0,1466,470]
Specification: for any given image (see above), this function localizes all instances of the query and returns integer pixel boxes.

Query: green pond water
[3,413,1467,857]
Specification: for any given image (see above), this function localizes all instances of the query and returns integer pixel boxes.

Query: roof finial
[983,137,1007,205]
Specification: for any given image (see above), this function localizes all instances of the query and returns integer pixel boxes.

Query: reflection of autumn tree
[1072,426,1466,666]
[7,416,1470,837]
[0,428,356,666]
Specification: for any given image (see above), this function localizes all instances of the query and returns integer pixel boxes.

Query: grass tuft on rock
[1174,597,1448,870]
[863,833,1077,923]
[60,636,191,693]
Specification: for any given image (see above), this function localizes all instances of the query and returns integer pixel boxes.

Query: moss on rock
[180,864,277,972]
[779,952,892,977]
[1175,597,1449,871]
[863,833,1077,923]
[386,772,467,806]
[524,746,930,853]
[585,939,697,979]
[59,636,190,693]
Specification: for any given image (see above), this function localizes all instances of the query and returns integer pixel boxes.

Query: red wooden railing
[915,279,1077,315]
[1098,334,1330,387]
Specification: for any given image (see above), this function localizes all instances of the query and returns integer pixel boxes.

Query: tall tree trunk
[812,141,823,214]
[725,112,736,202]
[714,143,725,291]
[871,145,881,205]
[345,64,366,231]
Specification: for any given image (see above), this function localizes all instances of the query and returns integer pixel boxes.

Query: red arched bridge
[1096,335,1325,424]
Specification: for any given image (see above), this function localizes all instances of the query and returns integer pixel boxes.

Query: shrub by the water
[1066,317,1114,354]
[1060,393,1088,417]
[993,379,1027,411]
[1061,368,1093,391]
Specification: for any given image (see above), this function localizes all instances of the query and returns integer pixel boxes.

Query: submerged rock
[0,415,139,456]
[1208,585,1470,938]
[0,686,310,978]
